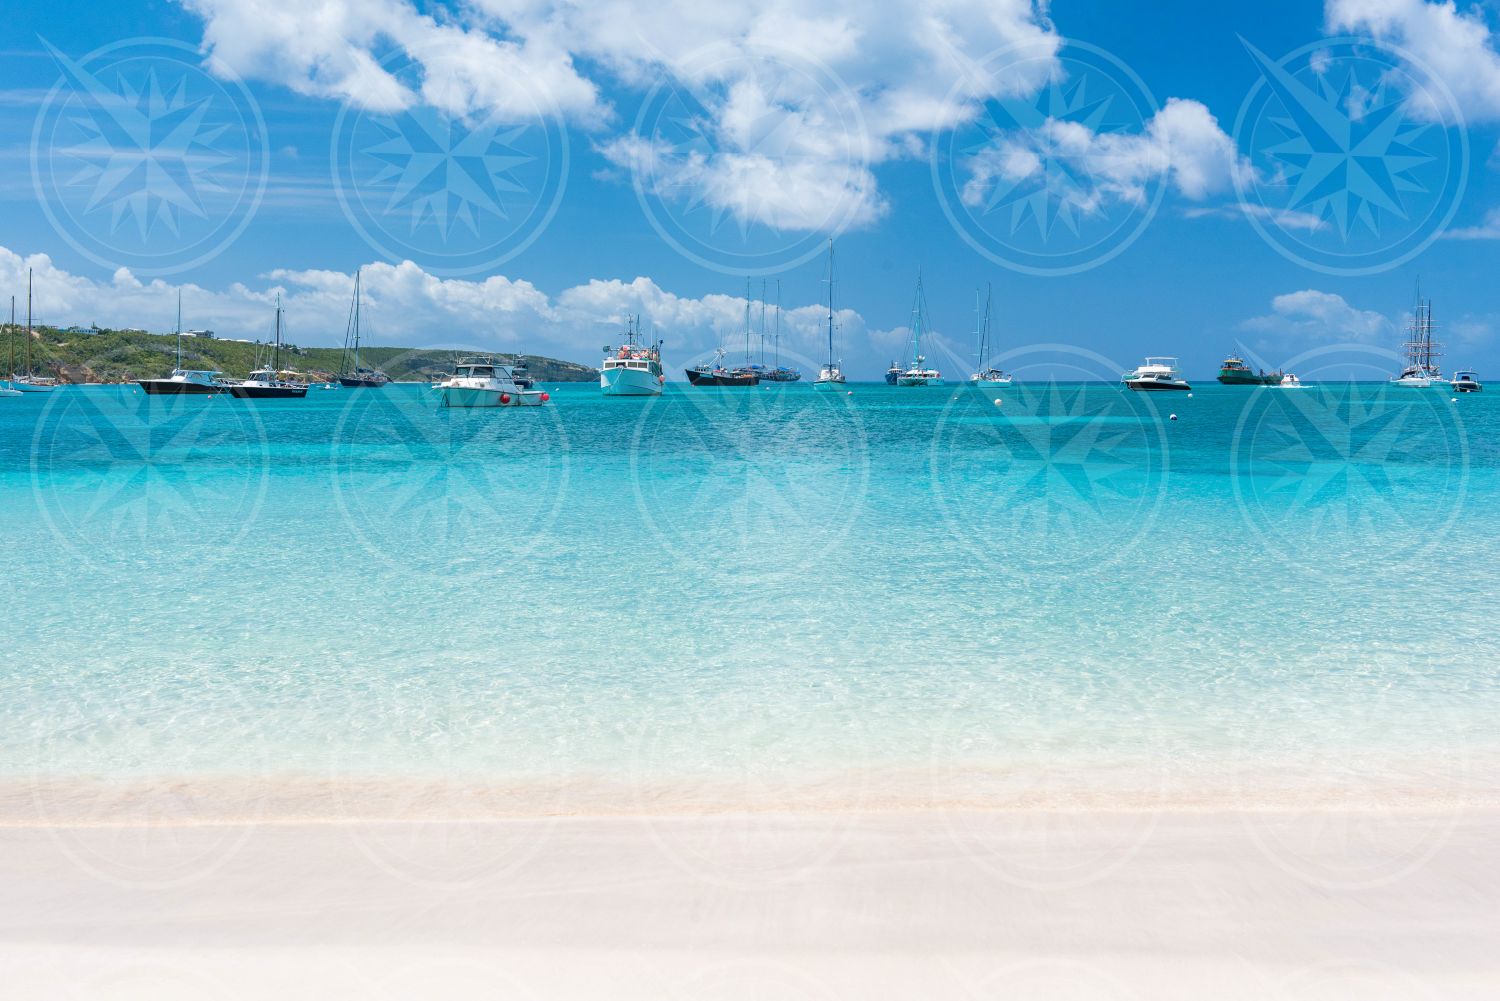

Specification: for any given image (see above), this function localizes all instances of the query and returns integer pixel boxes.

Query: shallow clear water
[2,380,1496,808]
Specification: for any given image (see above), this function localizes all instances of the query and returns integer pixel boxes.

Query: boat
[813,240,846,389]
[229,297,308,399]
[337,269,390,388]
[10,270,56,392]
[2,296,22,396]
[1277,373,1306,388]
[138,291,227,395]
[1392,291,1442,388]
[1451,369,1482,393]
[969,284,1012,387]
[685,348,759,386]
[896,271,943,386]
[436,356,548,407]
[884,361,902,385]
[601,316,664,396]
[1123,357,1191,392]
[1217,355,1281,385]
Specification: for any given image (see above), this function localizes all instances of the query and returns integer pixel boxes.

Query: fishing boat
[813,240,846,389]
[1217,355,1281,385]
[601,316,664,396]
[138,291,227,395]
[1392,292,1442,388]
[1451,369,1482,393]
[229,296,307,399]
[1123,357,1191,392]
[10,270,56,392]
[437,356,548,407]
[338,270,390,388]
[896,271,943,386]
[969,284,1012,387]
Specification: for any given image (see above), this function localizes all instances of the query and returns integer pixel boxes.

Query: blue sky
[3,0,1499,380]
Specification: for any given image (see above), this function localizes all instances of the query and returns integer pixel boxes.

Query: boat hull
[228,384,308,399]
[1217,371,1281,385]
[137,379,222,395]
[1125,379,1192,392]
[9,381,55,393]
[601,367,663,396]
[685,369,758,387]
[338,377,388,388]
[440,386,546,408]
[897,377,943,386]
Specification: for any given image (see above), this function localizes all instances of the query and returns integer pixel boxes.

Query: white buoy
[993,398,1003,407]
[1187,392,1194,398]
[1451,397,1458,403]
[1169,413,1178,421]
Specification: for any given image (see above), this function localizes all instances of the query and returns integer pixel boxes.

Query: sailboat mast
[175,290,182,370]
[775,279,782,369]
[759,278,767,365]
[274,294,283,372]
[8,296,14,379]
[744,279,751,364]
[26,268,33,377]
[825,239,836,368]
[353,269,362,372]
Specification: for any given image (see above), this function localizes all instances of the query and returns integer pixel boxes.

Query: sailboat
[758,280,801,382]
[969,284,1012,387]
[897,271,942,386]
[813,239,845,388]
[685,283,760,386]
[138,291,226,395]
[10,270,57,392]
[338,269,390,388]
[2,297,22,396]
[230,295,308,398]
[1392,289,1442,388]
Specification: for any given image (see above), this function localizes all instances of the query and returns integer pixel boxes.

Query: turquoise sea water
[2,380,1497,810]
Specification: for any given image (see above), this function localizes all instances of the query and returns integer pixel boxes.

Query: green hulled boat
[1217,355,1282,385]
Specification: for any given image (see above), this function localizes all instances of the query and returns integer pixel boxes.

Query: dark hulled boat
[1217,355,1282,385]
[229,296,308,399]
[337,269,389,388]
[138,291,227,394]
[686,365,759,387]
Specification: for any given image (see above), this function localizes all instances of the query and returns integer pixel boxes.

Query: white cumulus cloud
[1240,289,1395,342]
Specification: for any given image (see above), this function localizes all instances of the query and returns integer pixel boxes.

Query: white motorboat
[601,316,664,396]
[437,357,548,407]
[1451,369,1482,393]
[1123,357,1191,392]
[1276,373,1306,388]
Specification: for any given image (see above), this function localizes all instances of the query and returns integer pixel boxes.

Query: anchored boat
[139,291,227,395]
[1124,357,1191,392]
[896,271,942,386]
[1392,292,1442,388]
[1217,355,1281,386]
[813,239,846,389]
[338,270,390,388]
[10,270,55,392]
[969,284,1012,388]
[229,296,307,399]
[1451,369,1482,393]
[437,357,548,407]
[601,316,664,396]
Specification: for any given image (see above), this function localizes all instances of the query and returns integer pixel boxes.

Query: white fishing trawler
[437,356,548,408]
[600,316,664,396]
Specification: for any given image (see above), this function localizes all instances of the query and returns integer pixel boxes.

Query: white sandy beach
[2,804,1497,999]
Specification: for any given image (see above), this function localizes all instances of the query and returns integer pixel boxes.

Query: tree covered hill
[1,324,598,383]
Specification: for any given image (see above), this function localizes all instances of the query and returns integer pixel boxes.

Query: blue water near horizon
[2,379,1497,808]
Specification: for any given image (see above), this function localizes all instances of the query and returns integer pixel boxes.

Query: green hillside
[1,324,598,384]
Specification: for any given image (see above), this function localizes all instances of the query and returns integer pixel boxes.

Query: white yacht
[600,316,664,396]
[437,357,548,408]
[1123,357,1191,392]
[969,284,1012,388]
[813,239,846,389]
[1451,369,1482,393]
[1277,373,1306,388]
[897,271,943,386]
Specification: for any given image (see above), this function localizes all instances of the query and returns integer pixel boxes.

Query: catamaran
[1123,357,1191,392]
[601,315,664,396]
[897,271,942,386]
[338,269,390,388]
[969,284,1011,387]
[813,240,845,389]
[10,270,56,392]
[229,295,308,399]
[138,291,226,395]
[1392,291,1442,388]
[437,356,548,407]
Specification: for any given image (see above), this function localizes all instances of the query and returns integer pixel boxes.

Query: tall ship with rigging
[338,269,390,388]
[1392,292,1442,388]
[896,271,942,386]
[600,316,664,396]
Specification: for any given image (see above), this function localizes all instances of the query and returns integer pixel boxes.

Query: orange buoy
[540,392,550,402]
